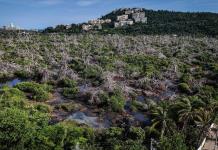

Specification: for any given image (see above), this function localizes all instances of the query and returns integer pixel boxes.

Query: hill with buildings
[43,8,218,36]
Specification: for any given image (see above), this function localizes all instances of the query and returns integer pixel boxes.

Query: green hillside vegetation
[43,8,218,37]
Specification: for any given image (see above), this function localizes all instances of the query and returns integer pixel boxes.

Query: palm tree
[150,102,173,139]
[175,98,197,130]
[194,103,218,145]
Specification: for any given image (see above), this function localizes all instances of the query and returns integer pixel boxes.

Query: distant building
[132,12,147,23]
[125,10,134,15]
[117,15,129,21]
[114,20,134,28]
[93,24,102,30]
[104,19,112,24]
[82,24,93,31]
[2,23,20,30]
[66,24,72,29]
[88,19,111,25]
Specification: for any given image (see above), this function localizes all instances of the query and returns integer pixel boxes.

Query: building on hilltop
[114,20,134,28]
[132,12,148,23]
[117,15,129,21]
[83,19,111,31]
[125,10,134,15]
[88,19,112,25]
[66,24,72,30]
[82,24,93,31]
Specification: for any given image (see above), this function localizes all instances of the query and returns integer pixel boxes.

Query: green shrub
[98,91,110,106]
[128,127,145,141]
[0,108,33,149]
[69,58,86,72]
[0,73,13,81]
[14,70,31,79]
[178,83,191,93]
[180,73,193,83]
[109,89,125,112]
[59,103,76,112]
[82,65,104,86]
[15,82,52,101]
[62,87,79,99]
[58,78,77,88]
[0,87,27,109]
[64,123,94,149]
[34,104,52,113]
[160,132,188,150]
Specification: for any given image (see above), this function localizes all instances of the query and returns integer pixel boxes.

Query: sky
[0,0,218,29]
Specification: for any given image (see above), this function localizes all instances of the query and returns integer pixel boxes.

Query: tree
[175,98,197,130]
[150,102,172,139]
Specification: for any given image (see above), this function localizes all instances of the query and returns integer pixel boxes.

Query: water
[124,101,131,112]
[133,112,146,122]
[124,100,151,125]
[133,112,151,125]
[137,95,145,102]
[79,84,88,93]
[68,111,110,128]
[0,78,22,88]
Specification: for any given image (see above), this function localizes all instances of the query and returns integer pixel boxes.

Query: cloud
[76,0,99,6]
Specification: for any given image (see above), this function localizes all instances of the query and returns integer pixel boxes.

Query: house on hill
[132,12,148,23]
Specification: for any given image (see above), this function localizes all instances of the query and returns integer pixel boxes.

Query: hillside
[44,8,218,36]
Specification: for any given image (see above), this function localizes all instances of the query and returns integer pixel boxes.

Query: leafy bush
[58,103,76,112]
[160,132,188,150]
[15,82,52,101]
[14,70,31,79]
[97,90,125,112]
[0,87,27,109]
[128,127,145,141]
[82,65,104,86]
[62,87,79,99]
[98,91,110,106]
[34,104,52,113]
[58,78,77,88]
[109,89,125,112]
[0,108,33,149]
[69,58,86,72]
[178,83,191,93]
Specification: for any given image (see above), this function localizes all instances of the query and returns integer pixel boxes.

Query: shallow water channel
[0,78,22,87]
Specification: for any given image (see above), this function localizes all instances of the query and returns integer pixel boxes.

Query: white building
[125,10,134,15]
[132,12,147,23]
[88,19,112,25]
[117,15,129,21]
[82,24,93,31]
[3,23,20,30]
[114,20,134,28]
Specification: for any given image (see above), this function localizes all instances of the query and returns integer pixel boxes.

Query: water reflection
[0,78,22,88]
[68,111,110,128]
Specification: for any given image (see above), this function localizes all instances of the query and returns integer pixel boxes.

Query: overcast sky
[0,0,218,29]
